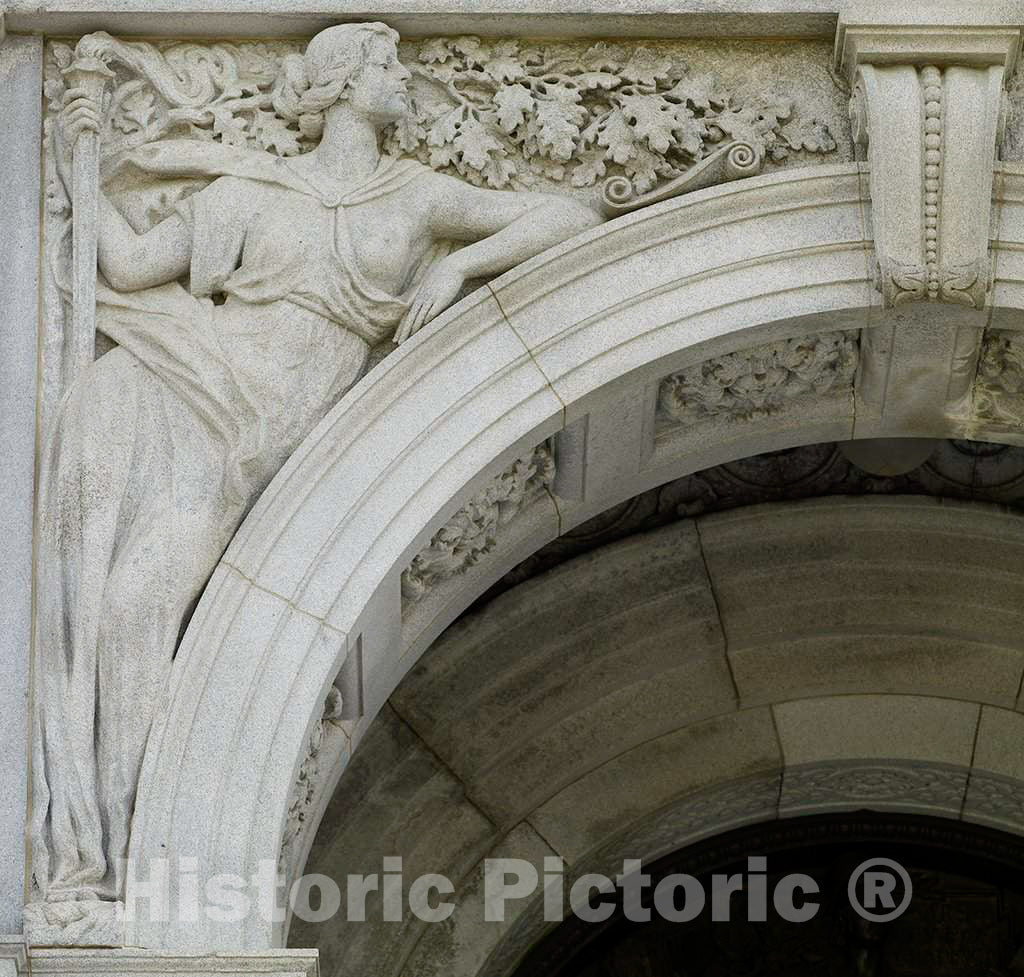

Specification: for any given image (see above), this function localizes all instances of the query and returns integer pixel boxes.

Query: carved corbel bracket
[836,1,1023,310]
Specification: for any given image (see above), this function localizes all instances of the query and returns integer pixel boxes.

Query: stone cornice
[835,0,1024,84]
[2,0,842,40]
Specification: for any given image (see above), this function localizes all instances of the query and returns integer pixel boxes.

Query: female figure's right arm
[59,85,192,293]
[95,198,192,292]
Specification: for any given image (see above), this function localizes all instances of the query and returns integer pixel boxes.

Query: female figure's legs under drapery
[32,346,242,902]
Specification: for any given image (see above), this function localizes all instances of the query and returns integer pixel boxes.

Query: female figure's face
[346,36,412,127]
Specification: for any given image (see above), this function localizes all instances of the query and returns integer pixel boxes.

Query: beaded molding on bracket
[864,64,989,309]
[921,64,943,301]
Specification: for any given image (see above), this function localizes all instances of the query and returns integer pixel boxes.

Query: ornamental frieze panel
[657,331,860,429]
[401,441,555,604]
[975,328,1024,427]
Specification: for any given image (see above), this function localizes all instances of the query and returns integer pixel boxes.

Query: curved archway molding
[128,161,1024,951]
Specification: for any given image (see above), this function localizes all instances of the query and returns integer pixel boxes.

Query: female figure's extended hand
[394,254,466,345]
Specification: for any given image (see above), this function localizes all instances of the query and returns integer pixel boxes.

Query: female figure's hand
[53,86,104,194]
[395,254,467,345]
[61,86,104,147]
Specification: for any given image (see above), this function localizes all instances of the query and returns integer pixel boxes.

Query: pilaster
[0,32,42,936]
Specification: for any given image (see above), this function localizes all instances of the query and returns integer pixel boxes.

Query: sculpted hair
[272,22,400,139]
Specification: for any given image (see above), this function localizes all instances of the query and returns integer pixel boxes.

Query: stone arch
[127,161,1024,950]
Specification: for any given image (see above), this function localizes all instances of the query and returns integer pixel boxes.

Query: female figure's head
[272,22,411,139]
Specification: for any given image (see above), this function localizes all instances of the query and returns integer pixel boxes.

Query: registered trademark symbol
[847,857,913,922]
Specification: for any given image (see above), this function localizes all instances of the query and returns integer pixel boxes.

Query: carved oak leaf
[713,96,792,153]
[424,62,459,85]
[780,115,837,153]
[570,146,608,187]
[623,145,663,193]
[663,72,727,112]
[595,108,639,164]
[480,154,517,188]
[619,46,676,86]
[210,105,249,146]
[580,41,628,72]
[576,71,622,91]
[670,103,707,157]
[428,142,461,169]
[418,37,454,64]
[618,93,679,154]
[534,96,587,161]
[252,107,301,156]
[217,79,263,101]
[115,87,157,134]
[388,110,427,154]
[529,157,567,182]
[426,105,463,147]
[452,115,506,171]
[452,36,490,68]
[493,83,535,134]
[484,40,527,83]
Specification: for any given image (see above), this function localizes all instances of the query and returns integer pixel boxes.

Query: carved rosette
[657,331,860,428]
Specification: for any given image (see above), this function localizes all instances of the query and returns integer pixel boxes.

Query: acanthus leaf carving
[279,687,345,878]
[657,331,860,427]
[974,328,1024,426]
[401,443,555,603]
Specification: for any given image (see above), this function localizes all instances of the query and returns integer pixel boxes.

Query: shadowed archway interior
[516,813,1024,977]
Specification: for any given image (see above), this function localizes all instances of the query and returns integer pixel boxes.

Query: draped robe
[31,144,438,903]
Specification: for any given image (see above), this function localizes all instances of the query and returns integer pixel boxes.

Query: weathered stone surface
[399,823,557,977]
[774,694,980,767]
[529,708,779,863]
[699,497,1024,707]
[12,2,1024,967]
[1,2,848,41]
[27,949,318,977]
[392,520,732,827]
[288,705,496,977]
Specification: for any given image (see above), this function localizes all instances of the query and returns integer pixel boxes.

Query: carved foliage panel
[41,35,845,207]
[657,330,860,430]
